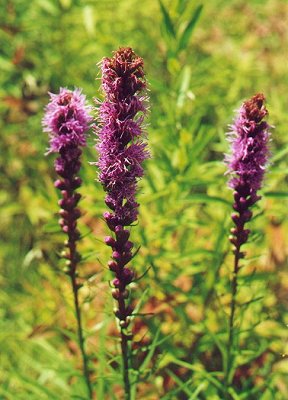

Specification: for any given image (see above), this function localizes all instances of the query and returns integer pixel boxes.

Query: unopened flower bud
[105,236,116,247]
[113,278,120,288]
[111,289,120,299]
[108,260,118,272]
[71,177,82,189]
[54,179,66,190]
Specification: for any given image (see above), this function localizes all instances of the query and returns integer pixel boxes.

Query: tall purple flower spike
[224,93,271,392]
[43,88,93,398]
[226,93,270,251]
[96,48,149,330]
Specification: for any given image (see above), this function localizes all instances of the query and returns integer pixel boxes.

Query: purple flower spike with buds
[96,48,149,397]
[97,47,150,232]
[43,88,92,251]
[96,47,149,328]
[43,88,93,398]
[224,93,271,389]
[225,93,270,251]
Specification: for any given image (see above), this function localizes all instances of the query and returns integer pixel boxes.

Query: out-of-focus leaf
[178,5,203,51]
[83,6,96,36]
[264,191,288,198]
[159,0,176,39]
[185,193,231,206]
[37,0,59,15]
[177,65,192,108]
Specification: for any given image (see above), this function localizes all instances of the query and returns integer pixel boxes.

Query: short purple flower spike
[226,93,270,193]
[43,88,91,153]
[225,93,271,250]
[96,48,149,330]
[42,87,91,267]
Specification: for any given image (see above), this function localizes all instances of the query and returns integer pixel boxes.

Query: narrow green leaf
[166,369,194,396]
[264,191,288,198]
[159,0,176,38]
[170,358,224,391]
[185,193,231,206]
[178,5,203,51]
[271,144,288,162]
[139,328,161,373]
[177,65,191,108]
[177,0,188,15]
[190,382,207,399]
[139,329,173,374]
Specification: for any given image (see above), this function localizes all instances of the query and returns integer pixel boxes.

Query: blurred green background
[1,0,288,399]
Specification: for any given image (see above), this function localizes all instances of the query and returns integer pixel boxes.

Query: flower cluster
[96,47,149,328]
[97,47,149,230]
[43,88,92,271]
[226,93,270,250]
[43,88,91,153]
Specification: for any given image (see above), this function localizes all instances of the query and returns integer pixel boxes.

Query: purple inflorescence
[225,93,271,250]
[96,48,149,329]
[226,93,270,193]
[43,88,92,154]
[96,47,149,231]
[43,88,92,271]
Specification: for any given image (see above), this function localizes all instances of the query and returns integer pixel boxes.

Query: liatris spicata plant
[96,47,149,399]
[42,88,93,398]
[224,93,271,393]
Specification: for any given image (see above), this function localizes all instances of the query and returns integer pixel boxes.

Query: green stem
[116,294,131,400]
[120,328,131,400]
[66,222,93,398]
[225,246,241,399]
[70,272,93,399]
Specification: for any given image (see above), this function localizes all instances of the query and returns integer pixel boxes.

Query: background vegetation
[0,0,287,398]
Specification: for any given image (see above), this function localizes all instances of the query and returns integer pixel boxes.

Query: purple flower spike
[43,88,93,397]
[226,93,270,194]
[96,47,150,231]
[42,88,91,268]
[43,88,92,153]
[226,93,271,251]
[96,48,149,331]
[224,95,271,387]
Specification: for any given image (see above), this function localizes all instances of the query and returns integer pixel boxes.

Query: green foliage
[1,0,288,398]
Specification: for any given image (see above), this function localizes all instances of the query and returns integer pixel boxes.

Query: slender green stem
[70,272,93,399]
[224,245,241,399]
[67,228,93,399]
[117,296,131,400]
[120,328,131,400]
